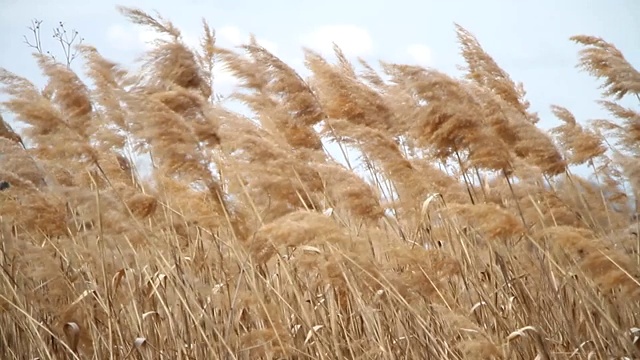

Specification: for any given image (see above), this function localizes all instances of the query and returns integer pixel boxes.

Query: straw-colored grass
[1,6,639,359]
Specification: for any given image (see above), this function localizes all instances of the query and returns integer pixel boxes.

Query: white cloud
[406,44,433,66]
[107,23,200,52]
[106,24,140,51]
[216,25,279,55]
[301,24,373,57]
[217,26,243,45]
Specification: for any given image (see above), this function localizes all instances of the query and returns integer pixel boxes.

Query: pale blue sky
[0,0,638,170]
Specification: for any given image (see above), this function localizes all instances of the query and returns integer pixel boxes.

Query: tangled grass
[1,6,639,359]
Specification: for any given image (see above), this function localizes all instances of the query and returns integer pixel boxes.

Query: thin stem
[454,149,476,205]
[589,158,613,230]
[503,168,527,228]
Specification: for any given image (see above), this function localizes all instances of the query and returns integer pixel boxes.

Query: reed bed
[0,6,639,359]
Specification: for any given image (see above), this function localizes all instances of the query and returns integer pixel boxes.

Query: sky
[0,0,638,177]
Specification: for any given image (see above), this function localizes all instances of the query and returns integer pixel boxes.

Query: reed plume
[571,35,640,100]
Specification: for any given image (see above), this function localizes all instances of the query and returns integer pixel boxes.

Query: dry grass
[1,6,639,359]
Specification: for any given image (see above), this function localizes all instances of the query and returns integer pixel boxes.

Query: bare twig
[23,19,84,68]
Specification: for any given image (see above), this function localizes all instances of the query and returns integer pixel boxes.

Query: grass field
[1,6,639,359]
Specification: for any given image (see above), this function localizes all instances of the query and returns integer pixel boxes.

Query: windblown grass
[1,6,639,359]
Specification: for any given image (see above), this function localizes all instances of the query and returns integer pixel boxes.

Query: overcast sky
[0,0,638,174]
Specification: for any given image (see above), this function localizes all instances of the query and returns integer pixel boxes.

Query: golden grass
[1,6,639,359]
